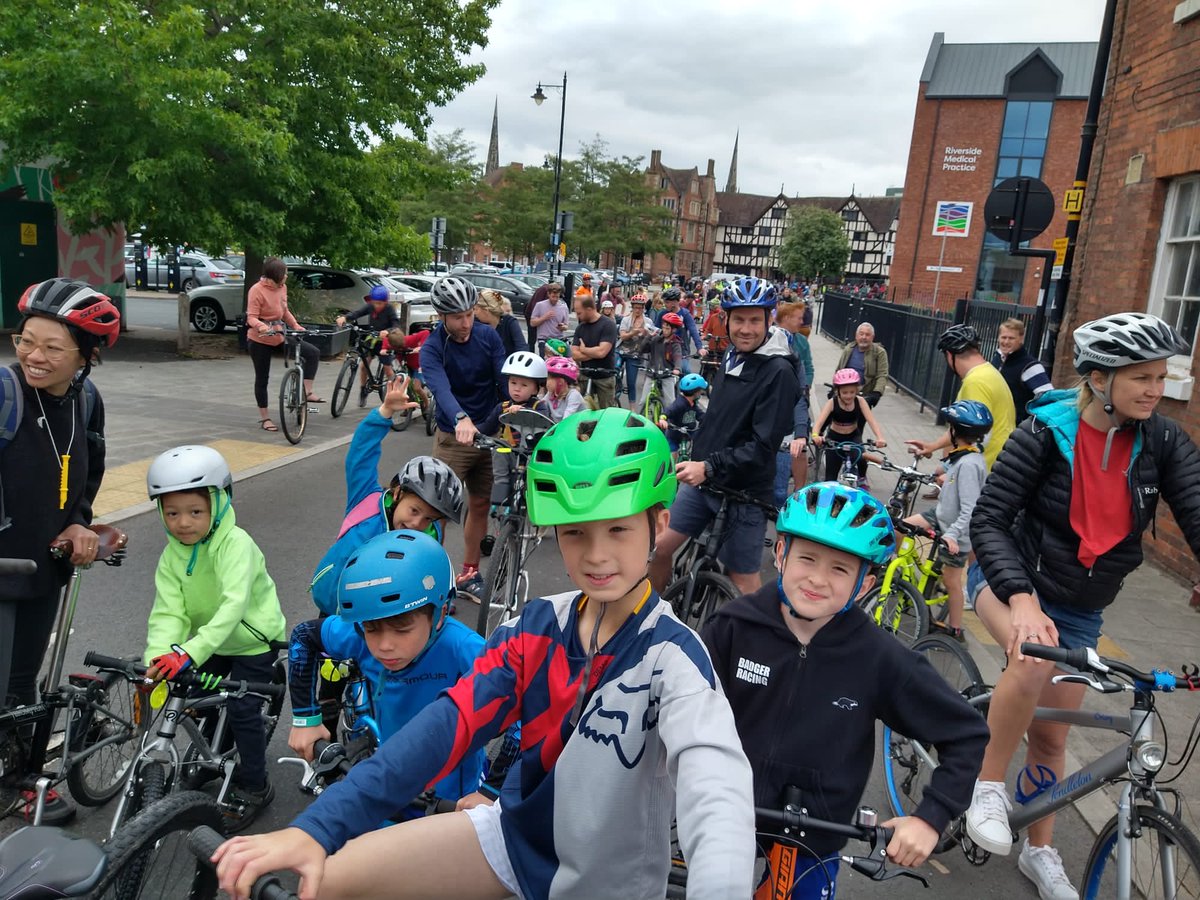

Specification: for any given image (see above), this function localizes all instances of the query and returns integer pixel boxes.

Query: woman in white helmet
[966,312,1200,899]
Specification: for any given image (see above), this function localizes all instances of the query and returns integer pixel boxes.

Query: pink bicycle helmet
[546,355,579,383]
[833,368,863,386]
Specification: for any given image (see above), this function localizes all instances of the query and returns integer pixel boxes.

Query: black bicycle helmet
[661,287,681,302]
[936,324,980,354]
[429,276,478,315]
[391,456,465,524]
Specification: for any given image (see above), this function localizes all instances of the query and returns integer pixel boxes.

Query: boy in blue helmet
[336,284,403,405]
[660,372,707,460]
[289,529,505,812]
[701,482,988,900]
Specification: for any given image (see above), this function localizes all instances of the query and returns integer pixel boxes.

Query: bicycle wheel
[113,760,169,830]
[476,523,524,638]
[93,791,224,900]
[882,634,986,851]
[330,356,357,417]
[663,570,738,631]
[1082,803,1200,899]
[66,669,151,806]
[278,366,306,444]
[859,577,929,646]
[641,390,663,425]
[424,391,437,436]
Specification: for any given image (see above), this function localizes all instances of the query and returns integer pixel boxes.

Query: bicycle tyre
[278,367,306,444]
[66,669,150,806]
[93,791,224,900]
[882,634,986,852]
[663,570,738,631]
[859,577,928,646]
[391,405,413,432]
[1081,803,1200,900]
[641,392,663,426]
[424,391,437,436]
[330,356,357,418]
[476,523,523,638]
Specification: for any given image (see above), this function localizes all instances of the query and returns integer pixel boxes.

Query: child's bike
[640,366,676,424]
[818,437,878,489]
[858,516,950,646]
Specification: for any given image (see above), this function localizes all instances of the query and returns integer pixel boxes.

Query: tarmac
[3,299,1198,838]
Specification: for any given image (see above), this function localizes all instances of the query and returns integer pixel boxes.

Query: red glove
[149,645,192,681]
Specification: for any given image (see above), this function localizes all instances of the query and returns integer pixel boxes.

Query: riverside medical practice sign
[943,146,983,172]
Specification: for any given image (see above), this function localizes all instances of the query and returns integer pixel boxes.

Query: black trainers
[358,385,369,408]
[222,781,275,833]
[20,788,76,826]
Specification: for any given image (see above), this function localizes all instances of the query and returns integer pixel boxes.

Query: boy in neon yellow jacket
[142,445,286,830]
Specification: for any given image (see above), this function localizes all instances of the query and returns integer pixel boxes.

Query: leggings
[248,339,318,408]
[822,430,867,482]
[3,594,59,706]
[197,650,279,791]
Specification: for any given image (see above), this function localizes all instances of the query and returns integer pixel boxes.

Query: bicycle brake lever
[844,854,929,886]
[277,756,320,794]
[1052,673,1126,693]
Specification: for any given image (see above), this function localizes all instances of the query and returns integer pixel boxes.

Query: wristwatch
[455,411,468,423]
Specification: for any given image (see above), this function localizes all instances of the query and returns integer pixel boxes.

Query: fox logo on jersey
[577,672,662,769]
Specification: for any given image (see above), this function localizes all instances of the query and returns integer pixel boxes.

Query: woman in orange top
[245,257,321,432]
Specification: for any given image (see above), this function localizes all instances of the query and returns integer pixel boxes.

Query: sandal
[259,419,278,432]
[306,394,326,403]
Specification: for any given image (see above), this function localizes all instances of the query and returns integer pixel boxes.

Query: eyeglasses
[11,334,80,362]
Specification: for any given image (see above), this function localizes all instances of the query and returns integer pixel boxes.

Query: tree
[0,0,498,269]
[396,129,486,262]
[777,207,851,281]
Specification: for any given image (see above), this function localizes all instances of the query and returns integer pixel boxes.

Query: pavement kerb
[96,431,354,525]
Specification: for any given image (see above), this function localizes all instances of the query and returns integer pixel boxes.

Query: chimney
[706,159,715,178]
[650,149,662,169]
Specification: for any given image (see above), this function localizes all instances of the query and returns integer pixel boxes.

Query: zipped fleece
[971,389,1200,610]
[692,325,799,503]
[144,489,287,666]
[701,585,988,857]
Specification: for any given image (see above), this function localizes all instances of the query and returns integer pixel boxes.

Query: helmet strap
[1087,372,1128,471]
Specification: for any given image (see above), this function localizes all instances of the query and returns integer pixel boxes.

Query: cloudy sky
[428,0,1106,199]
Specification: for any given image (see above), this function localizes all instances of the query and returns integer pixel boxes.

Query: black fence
[819,292,1038,413]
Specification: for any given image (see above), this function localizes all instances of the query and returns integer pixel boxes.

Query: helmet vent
[534,479,557,494]
[385,551,406,561]
[849,505,874,528]
[576,419,598,442]
[829,493,849,518]
[608,471,638,487]
[615,438,647,457]
[535,449,553,463]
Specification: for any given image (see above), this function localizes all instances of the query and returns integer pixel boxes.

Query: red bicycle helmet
[545,355,579,382]
[19,278,121,348]
[662,312,684,327]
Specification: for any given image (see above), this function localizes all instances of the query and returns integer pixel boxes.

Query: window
[853,231,867,243]
[662,197,676,210]
[1149,176,1200,360]
[758,225,770,236]
[660,177,668,189]
[689,200,700,216]
[842,209,857,222]
[742,226,754,235]
[757,246,770,256]
[850,250,866,265]
[771,207,786,219]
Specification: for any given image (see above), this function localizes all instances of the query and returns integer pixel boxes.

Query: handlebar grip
[187,825,225,863]
[253,879,301,900]
[431,797,459,815]
[84,651,144,674]
[242,681,286,700]
[1020,643,1088,669]
[0,559,37,575]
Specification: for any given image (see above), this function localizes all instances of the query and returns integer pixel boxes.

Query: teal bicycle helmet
[337,530,455,662]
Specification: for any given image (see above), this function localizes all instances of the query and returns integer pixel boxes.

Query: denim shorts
[667,484,767,575]
[1039,596,1104,652]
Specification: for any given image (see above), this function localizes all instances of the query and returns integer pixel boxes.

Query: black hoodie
[701,584,988,856]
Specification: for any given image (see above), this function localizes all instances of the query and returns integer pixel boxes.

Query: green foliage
[396,129,484,261]
[777,207,851,280]
[0,0,497,266]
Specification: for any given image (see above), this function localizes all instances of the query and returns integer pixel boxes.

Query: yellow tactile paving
[93,439,296,518]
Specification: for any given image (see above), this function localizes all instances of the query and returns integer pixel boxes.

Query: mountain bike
[329,325,413,432]
[274,328,318,445]
[882,636,1200,898]
[666,789,928,898]
[0,526,148,826]
[82,651,285,837]
[664,483,776,630]
[471,408,556,637]
[640,366,677,425]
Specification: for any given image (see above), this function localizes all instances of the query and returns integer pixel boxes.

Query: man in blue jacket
[420,276,507,591]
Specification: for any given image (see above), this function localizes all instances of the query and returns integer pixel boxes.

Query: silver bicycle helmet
[147,445,233,499]
[430,276,478,315]
[391,456,465,524]
[1072,312,1189,375]
[502,350,548,380]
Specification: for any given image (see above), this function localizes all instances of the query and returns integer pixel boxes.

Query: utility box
[0,199,58,328]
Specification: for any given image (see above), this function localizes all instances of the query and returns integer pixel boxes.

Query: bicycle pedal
[480,534,496,557]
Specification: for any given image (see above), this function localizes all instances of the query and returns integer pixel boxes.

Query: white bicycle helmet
[430,276,478,315]
[147,445,233,499]
[502,351,548,381]
[391,456,465,524]
[1072,312,1189,375]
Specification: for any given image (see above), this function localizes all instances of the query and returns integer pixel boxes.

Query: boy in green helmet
[214,408,755,900]
[701,482,989,900]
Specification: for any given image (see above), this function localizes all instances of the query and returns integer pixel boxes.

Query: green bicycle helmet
[526,408,676,526]
[778,482,895,566]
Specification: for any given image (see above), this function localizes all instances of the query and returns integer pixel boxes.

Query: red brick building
[643,150,719,280]
[889,34,1097,306]
[1060,0,1200,581]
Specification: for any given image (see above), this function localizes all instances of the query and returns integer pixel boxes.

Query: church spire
[485,97,500,177]
[724,130,739,193]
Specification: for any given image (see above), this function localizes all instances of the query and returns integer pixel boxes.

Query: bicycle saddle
[0,826,106,899]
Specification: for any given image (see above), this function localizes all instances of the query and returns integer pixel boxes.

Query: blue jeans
[773,450,793,507]
[621,353,641,405]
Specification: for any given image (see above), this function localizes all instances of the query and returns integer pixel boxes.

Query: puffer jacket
[970,389,1200,611]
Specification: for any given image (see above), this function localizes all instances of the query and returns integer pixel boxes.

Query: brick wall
[1062,0,1200,583]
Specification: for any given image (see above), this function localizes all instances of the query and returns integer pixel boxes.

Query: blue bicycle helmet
[337,530,455,663]
[720,276,776,310]
[367,284,390,303]
[941,399,993,439]
[679,373,708,393]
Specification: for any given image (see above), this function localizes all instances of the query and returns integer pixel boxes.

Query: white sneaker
[965,779,1013,855]
[1018,840,1079,900]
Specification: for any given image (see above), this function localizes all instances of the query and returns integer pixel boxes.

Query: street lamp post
[532,72,567,277]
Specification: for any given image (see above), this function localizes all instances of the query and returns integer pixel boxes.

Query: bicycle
[274,328,319,445]
[329,325,414,433]
[871,450,939,519]
[665,790,928,898]
[82,651,285,837]
[882,635,1200,898]
[640,366,677,425]
[0,793,301,899]
[0,526,148,827]
[858,516,951,646]
[470,408,555,637]
[664,483,777,631]
[814,437,877,489]
[386,359,436,435]
[579,366,617,411]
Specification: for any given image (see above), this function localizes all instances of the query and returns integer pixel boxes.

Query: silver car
[126,251,245,292]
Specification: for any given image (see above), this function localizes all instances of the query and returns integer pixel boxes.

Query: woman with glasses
[1,277,120,825]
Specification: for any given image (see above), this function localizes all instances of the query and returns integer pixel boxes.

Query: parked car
[507,273,548,291]
[456,272,534,317]
[390,274,437,293]
[532,261,595,281]
[224,253,246,269]
[125,251,245,292]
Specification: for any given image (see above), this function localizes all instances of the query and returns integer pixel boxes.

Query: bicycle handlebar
[1020,643,1200,692]
[187,826,300,900]
[83,651,286,701]
[695,482,779,518]
[49,523,128,564]
[0,558,37,575]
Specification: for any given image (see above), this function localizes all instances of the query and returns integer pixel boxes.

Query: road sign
[931,201,973,237]
[984,177,1055,245]
[1052,237,1069,266]
[1063,189,1084,215]
[925,265,963,273]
